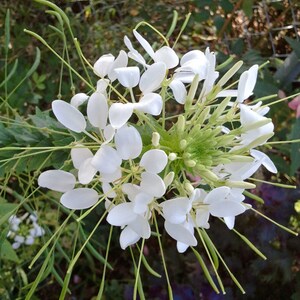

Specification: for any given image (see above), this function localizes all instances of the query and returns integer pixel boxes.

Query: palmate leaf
[0,239,20,263]
[0,109,73,175]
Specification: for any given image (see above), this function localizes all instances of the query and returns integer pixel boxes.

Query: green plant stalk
[166,11,178,39]
[191,247,220,294]
[195,226,225,294]
[129,247,146,300]
[250,207,299,236]
[207,234,246,294]
[153,213,173,300]
[96,225,114,300]
[173,12,191,48]
[59,218,81,299]
[133,238,146,300]
[248,177,296,189]
[24,30,95,91]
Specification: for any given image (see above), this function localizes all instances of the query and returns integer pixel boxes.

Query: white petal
[153,46,179,69]
[107,202,137,226]
[140,149,168,173]
[164,221,197,246]
[102,182,117,198]
[135,93,163,115]
[25,236,35,245]
[250,149,277,173]
[103,124,116,143]
[94,54,115,78]
[173,72,196,84]
[124,35,146,66]
[122,183,141,201]
[209,201,246,217]
[181,50,206,65]
[70,93,89,108]
[105,199,115,212]
[119,226,140,249]
[115,125,142,159]
[87,92,108,129]
[60,188,98,209]
[15,235,25,243]
[52,100,86,133]
[217,90,238,98]
[38,170,75,192]
[133,192,153,214]
[133,30,155,59]
[139,62,166,94]
[140,172,166,198]
[196,208,210,228]
[109,103,134,129]
[71,146,93,169]
[128,215,151,238]
[224,216,235,229]
[96,79,109,93]
[169,79,187,104]
[114,66,140,88]
[177,242,190,253]
[12,242,21,249]
[108,50,128,81]
[92,145,122,174]
[237,65,258,103]
[161,197,191,224]
[78,157,97,184]
[100,168,122,183]
[204,187,231,205]
[225,161,260,181]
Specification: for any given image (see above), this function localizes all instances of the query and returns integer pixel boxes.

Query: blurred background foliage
[0,0,300,299]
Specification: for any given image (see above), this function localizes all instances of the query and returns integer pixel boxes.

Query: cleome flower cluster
[38,29,277,252]
[7,212,45,249]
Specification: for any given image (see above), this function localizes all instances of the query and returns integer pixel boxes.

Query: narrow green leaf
[52,267,71,294]
[78,225,112,269]
[5,9,10,54]
[25,247,54,300]
[7,47,41,99]
[0,203,18,217]
[0,59,18,88]
[59,271,72,300]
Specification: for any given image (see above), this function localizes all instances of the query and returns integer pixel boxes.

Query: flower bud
[168,153,177,161]
[184,182,194,195]
[164,172,175,187]
[151,132,160,147]
[180,139,187,150]
[224,180,256,189]
[184,160,196,168]
[177,115,185,135]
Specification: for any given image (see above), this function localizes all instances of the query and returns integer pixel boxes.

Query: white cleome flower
[8,212,45,249]
[38,170,99,210]
[106,148,168,249]
[124,30,179,69]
